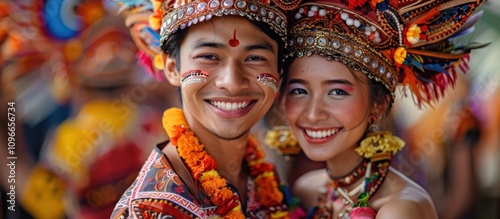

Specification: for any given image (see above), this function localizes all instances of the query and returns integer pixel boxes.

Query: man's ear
[162,52,180,87]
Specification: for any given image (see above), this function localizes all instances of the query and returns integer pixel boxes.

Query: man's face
[168,16,280,141]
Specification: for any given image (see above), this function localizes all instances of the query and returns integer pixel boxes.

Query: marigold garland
[162,108,289,218]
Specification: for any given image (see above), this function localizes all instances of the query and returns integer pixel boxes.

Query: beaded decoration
[286,0,488,107]
[326,159,368,187]
[313,159,390,219]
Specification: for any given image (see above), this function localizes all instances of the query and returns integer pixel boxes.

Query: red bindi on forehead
[228,30,239,47]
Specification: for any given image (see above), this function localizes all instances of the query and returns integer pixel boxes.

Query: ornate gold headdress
[115,0,300,80]
[286,0,487,107]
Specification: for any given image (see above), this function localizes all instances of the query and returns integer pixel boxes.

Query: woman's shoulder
[292,168,330,211]
[372,167,438,218]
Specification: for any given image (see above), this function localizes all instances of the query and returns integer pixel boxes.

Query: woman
[111,0,298,218]
[281,0,487,218]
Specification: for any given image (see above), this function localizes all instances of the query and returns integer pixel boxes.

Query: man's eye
[246,56,266,61]
[195,54,219,60]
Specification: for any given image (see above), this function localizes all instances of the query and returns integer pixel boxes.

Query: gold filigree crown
[286,0,487,107]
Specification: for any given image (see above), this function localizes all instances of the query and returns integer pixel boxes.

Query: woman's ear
[162,52,181,87]
[371,94,391,116]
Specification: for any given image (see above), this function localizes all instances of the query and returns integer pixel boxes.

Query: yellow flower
[393,47,407,66]
[406,24,421,45]
[355,131,405,159]
[149,10,162,31]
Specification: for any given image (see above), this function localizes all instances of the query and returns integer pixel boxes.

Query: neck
[325,150,364,178]
[208,143,246,181]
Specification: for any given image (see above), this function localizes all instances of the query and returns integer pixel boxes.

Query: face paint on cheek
[228,30,239,47]
[180,70,210,88]
[257,73,279,92]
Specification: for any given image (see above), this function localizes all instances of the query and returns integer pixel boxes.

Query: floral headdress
[115,0,300,81]
[286,0,488,107]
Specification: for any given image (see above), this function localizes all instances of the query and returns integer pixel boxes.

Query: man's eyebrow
[244,41,276,53]
[192,41,226,49]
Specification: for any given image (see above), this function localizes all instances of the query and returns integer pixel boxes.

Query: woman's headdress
[115,0,300,81]
[286,0,488,107]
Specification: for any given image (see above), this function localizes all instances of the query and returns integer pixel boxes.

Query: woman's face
[284,55,373,161]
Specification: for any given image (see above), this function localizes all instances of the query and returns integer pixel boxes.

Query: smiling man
[111,0,297,218]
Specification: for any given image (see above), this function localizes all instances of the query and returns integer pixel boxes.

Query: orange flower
[163,108,289,217]
[393,47,407,66]
[149,10,162,30]
[250,163,275,176]
[212,188,235,205]
[225,210,246,219]
[200,177,226,194]
[406,24,422,45]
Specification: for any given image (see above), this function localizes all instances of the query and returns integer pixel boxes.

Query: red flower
[350,207,376,219]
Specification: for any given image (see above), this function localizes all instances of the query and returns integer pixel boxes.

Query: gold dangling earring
[354,114,405,162]
[264,126,301,161]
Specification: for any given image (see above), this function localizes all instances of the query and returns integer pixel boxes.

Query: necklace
[163,108,289,218]
[326,159,368,187]
[314,159,390,219]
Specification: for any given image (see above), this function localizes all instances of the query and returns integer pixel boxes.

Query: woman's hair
[160,18,285,72]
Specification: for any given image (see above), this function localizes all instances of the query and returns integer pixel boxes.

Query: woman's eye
[330,89,349,96]
[289,88,307,95]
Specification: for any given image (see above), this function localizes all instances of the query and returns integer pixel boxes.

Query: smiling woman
[111,0,298,218]
[281,0,488,218]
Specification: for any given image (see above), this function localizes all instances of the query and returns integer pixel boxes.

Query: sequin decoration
[180,70,209,88]
[257,73,279,91]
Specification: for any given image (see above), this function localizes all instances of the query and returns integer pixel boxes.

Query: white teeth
[211,101,249,111]
[305,128,339,139]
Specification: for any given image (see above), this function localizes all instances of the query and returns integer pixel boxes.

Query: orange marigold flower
[200,177,226,195]
[163,108,189,136]
[162,108,288,217]
[250,163,275,176]
[211,187,235,205]
[393,47,407,66]
[224,210,245,219]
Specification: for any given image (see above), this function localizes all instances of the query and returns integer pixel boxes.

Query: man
[112,0,296,218]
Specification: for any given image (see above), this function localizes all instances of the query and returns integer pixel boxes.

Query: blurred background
[1,0,499,219]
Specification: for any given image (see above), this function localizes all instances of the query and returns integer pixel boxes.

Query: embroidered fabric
[111,144,283,219]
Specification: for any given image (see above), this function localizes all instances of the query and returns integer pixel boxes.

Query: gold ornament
[264,126,301,157]
[355,131,405,161]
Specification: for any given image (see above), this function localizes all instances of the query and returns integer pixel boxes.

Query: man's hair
[160,19,285,72]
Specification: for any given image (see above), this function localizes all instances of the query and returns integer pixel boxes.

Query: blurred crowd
[1,0,499,219]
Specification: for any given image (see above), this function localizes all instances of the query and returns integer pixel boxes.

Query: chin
[303,150,331,162]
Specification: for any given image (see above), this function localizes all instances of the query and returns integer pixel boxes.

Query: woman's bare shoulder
[373,167,438,219]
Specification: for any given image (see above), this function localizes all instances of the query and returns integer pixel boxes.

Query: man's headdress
[115,0,299,81]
